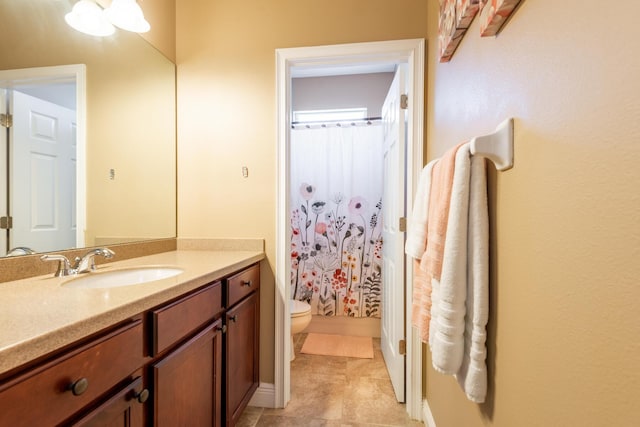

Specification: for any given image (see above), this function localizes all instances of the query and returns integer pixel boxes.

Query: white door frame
[275,39,425,419]
[0,89,7,254]
[0,64,86,251]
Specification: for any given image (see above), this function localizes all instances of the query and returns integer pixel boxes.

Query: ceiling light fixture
[104,0,151,33]
[65,0,115,37]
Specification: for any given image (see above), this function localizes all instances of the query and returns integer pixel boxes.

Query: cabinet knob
[242,280,252,287]
[68,377,89,396]
[229,315,238,323]
[135,388,150,403]
[215,324,227,334]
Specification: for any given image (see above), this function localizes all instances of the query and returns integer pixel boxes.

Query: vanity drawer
[0,320,144,427]
[227,263,260,307]
[152,281,223,355]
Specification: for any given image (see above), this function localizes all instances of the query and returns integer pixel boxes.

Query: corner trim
[423,399,437,427]
[248,382,277,408]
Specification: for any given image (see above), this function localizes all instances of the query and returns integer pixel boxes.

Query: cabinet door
[152,320,223,427]
[225,292,259,427]
[70,376,147,427]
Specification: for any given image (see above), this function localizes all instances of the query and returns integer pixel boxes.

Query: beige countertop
[0,249,264,377]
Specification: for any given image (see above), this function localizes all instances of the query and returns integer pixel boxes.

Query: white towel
[405,160,438,259]
[430,143,489,404]
[405,160,439,342]
[454,150,489,403]
[430,144,471,374]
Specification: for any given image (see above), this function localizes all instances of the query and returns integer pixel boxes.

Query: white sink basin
[62,266,184,289]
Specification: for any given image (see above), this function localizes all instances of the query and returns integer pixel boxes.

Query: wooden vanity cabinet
[0,262,261,427]
[224,264,260,427]
[149,263,261,427]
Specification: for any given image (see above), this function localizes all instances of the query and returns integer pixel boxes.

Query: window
[292,108,368,124]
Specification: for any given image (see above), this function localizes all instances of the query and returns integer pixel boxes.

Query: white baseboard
[248,383,277,408]
[422,399,437,427]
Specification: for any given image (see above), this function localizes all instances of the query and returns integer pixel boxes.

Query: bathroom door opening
[275,39,425,419]
[290,76,391,333]
[0,65,86,257]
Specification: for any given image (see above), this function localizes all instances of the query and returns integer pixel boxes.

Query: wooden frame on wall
[438,0,524,62]
[438,0,480,62]
[479,0,524,36]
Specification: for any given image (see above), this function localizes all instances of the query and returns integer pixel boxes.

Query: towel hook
[469,118,514,171]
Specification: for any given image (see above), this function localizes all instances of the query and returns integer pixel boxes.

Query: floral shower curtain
[290,124,384,318]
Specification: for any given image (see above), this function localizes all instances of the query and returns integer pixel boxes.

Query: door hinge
[399,339,406,355]
[0,216,13,229]
[400,94,409,110]
[399,217,407,232]
[0,113,12,128]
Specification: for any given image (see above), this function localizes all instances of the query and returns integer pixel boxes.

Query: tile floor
[237,333,423,427]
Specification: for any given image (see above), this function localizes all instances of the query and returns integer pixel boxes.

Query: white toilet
[290,299,312,361]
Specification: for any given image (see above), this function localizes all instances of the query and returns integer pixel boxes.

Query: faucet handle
[41,254,73,277]
[74,247,116,273]
[74,255,92,272]
[100,248,115,258]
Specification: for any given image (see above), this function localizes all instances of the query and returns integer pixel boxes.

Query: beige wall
[425,0,640,426]
[293,72,394,117]
[175,0,428,384]
[138,0,176,62]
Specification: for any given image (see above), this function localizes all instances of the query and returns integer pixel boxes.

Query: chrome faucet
[7,247,37,256]
[74,248,115,273]
[41,248,115,277]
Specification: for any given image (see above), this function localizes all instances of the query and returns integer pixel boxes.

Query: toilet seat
[290,300,311,317]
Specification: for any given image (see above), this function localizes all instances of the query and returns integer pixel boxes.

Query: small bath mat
[300,333,374,359]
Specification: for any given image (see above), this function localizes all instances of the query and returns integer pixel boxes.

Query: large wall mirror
[0,0,176,257]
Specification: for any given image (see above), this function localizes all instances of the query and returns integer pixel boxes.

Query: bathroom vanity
[0,250,263,427]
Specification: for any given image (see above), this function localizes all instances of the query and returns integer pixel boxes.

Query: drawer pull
[68,377,89,396]
[135,388,150,404]
[229,315,238,323]
[242,280,252,287]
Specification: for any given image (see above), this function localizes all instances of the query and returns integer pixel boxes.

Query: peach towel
[421,143,464,281]
[406,143,463,342]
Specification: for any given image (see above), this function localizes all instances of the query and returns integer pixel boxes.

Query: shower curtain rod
[291,116,382,129]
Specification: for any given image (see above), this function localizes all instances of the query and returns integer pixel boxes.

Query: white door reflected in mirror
[10,89,78,254]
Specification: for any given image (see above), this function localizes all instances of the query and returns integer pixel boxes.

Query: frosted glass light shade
[104,0,151,33]
[65,0,115,37]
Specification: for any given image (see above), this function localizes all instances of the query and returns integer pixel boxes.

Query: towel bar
[469,118,514,171]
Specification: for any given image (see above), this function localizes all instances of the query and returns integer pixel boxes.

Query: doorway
[275,39,425,420]
[0,65,86,256]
